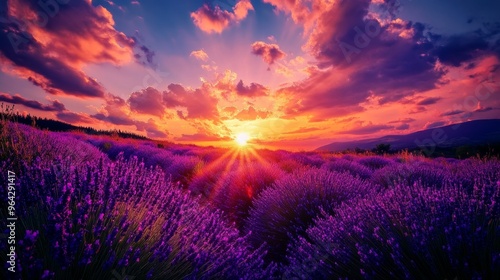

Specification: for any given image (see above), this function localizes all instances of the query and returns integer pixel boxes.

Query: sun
[235,132,250,147]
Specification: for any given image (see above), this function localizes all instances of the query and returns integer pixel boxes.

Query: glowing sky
[1,0,499,150]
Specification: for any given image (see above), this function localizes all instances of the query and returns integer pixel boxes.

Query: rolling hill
[316,119,500,155]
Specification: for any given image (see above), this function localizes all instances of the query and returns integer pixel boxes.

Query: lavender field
[0,122,498,279]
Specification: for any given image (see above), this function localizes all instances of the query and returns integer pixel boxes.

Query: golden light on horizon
[235,132,250,147]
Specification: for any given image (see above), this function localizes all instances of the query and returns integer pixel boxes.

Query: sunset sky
[1,0,499,150]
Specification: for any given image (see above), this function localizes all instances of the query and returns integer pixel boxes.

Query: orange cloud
[7,0,135,67]
[0,0,150,97]
[262,0,324,27]
[233,106,271,121]
[175,133,231,142]
[191,0,254,34]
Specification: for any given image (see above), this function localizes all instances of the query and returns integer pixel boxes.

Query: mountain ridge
[316,119,500,155]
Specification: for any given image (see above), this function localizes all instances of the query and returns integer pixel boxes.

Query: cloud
[96,81,223,125]
[128,87,165,117]
[262,0,322,27]
[134,44,156,67]
[394,123,410,130]
[92,113,135,126]
[222,106,238,115]
[416,97,442,106]
[474,106,499,113]
[190,49,209,61]
[135,118,169,138]
[88,95,169,138]
[0,27,106,97]
[251,41,286,67]
[267,1,444,120]
[432,31,494,67]
[201,64,218,72]
[424,121,447,129]
[56,111,94,124]
[163,83,220,121]
[6,0,136,66]
[90,94,135,125]
[440,110,465,117]
[409,106,426,114]
[267,1,497,122]
[234,106,270,121]
[175,133,231,142]
[0,93,65,111]
[341,123,394,135]
[191,0,253,33]
[388,118,415,124]
[0,0,152,97]
[235,80,268,97]
[283,127,321,134]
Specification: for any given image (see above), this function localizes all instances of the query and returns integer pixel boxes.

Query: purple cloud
[235,80,268,97]
[0,93,65,111]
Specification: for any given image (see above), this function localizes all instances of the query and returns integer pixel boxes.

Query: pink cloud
[251,41,286,67]
[191,0,253,34]
[135,118,169,138]
[163,83,220,121]
[235,80,269,97]
[262,0,321,27]
[128,87,165,117]
[56,111,94,124]
[0,93,65,112]
[0,0,152,97]
[7,0,135,67]
[341,123,394,135]
[267,0,446,121]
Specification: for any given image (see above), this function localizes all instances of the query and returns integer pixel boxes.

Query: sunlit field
[2,0,500,278]
[1,121,499,279]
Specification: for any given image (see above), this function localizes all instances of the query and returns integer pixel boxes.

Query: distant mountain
[316,119,500,155]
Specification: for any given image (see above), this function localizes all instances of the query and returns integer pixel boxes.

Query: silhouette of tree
[373,143,391,155]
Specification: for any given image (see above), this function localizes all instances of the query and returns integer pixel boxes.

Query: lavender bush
[0,154,276,279]
[371,160,449,188]
[1,123,106,169]
[188,157,238,198]
[285,181,500,279]
[165,155,204,187]
[357,156,395,170]
[322,158,373,180]
[1,121,499,279]
[446,158,500,192]
[211,162,284,228]
[245,169,377,262]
